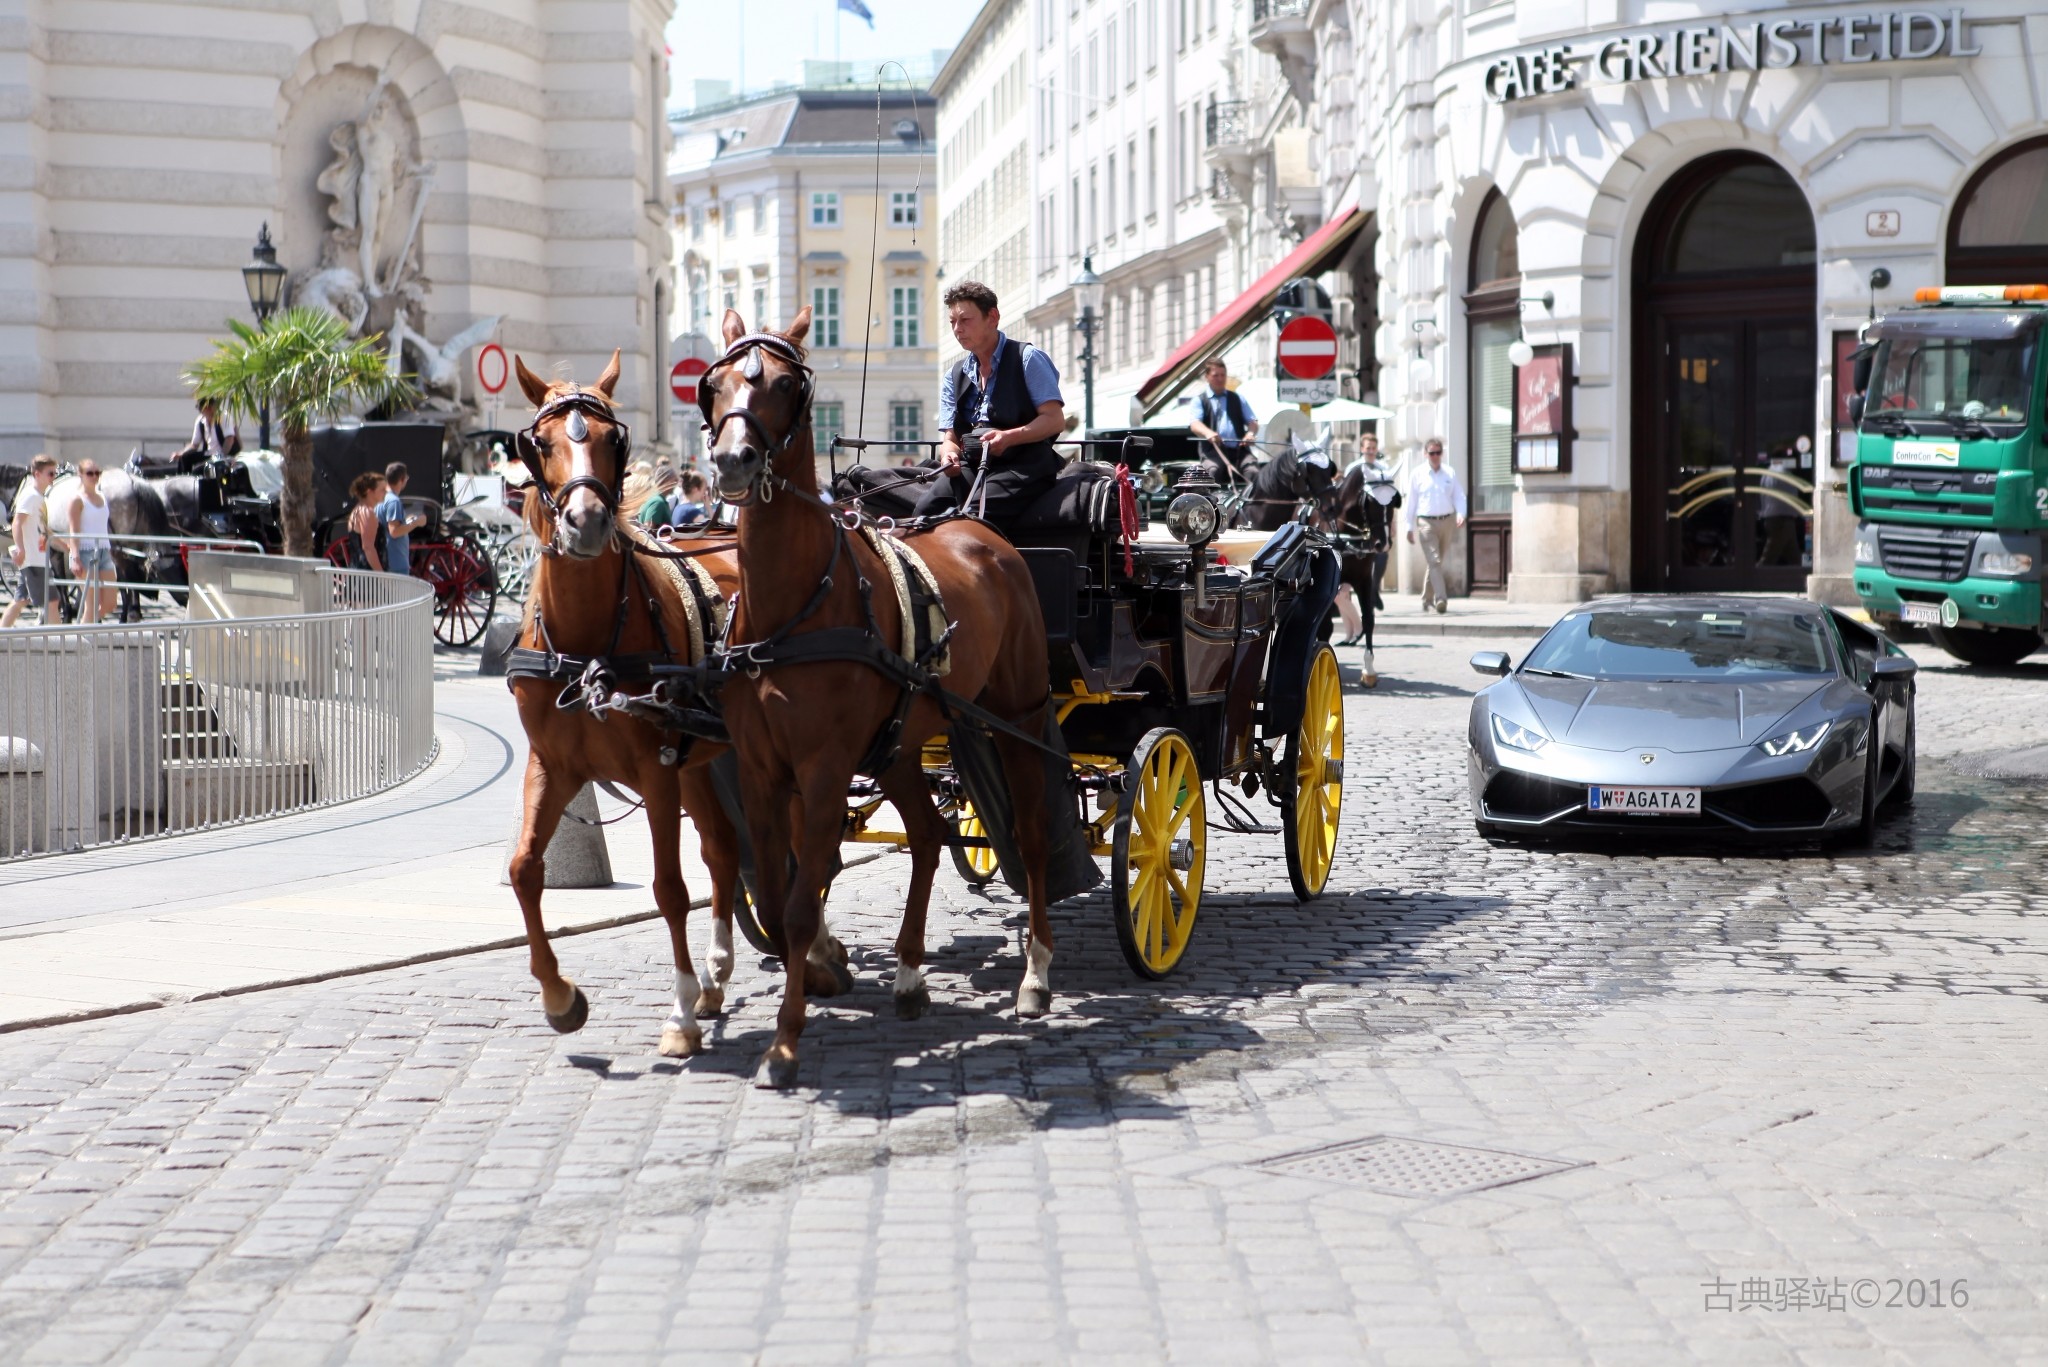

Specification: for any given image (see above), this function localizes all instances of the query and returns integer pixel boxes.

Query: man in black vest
[911,280,1067,525]
[1187,358,1259,485]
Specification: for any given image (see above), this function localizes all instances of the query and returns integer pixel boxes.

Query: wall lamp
[1508,290,1555,367]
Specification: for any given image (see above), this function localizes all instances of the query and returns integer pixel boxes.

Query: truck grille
[1876,526,1972,583]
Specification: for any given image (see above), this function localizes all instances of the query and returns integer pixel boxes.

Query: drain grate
[1254,1135,1584,1198]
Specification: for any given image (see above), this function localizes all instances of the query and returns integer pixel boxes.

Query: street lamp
[241,222,287,449]
[1070,254,1104,432]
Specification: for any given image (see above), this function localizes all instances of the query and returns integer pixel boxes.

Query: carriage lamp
[1166,490,1219,546]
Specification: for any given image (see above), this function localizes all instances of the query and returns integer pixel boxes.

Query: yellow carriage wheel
[1283,643,1345,901]
[1111,727,1206,979]
[950,800,1001,887]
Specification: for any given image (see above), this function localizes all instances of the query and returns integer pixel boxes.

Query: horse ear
[594,349,622,399]
[721,308,746,349]
[784,305,813,345]
[514,356,551,407]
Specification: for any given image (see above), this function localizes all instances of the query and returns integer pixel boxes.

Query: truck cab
[1850,284,2048,666]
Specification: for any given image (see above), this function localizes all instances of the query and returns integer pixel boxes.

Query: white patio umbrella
[1310,397,1392,422]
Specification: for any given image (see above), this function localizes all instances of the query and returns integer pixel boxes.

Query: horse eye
[775,375,793,392]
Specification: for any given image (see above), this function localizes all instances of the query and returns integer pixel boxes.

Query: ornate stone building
[0,0,678,465]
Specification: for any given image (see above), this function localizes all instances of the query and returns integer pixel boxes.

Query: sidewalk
[1363,591,1565,639]
[0,670,902,1033]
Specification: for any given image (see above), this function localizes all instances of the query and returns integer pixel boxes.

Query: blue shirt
[937,332,1063,432]
[375,491,410,575]
[1201,388,1256,446]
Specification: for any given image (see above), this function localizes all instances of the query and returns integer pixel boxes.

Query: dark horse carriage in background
[805,438,1350,978]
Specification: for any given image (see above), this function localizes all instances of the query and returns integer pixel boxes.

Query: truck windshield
[1867,332,2034,430]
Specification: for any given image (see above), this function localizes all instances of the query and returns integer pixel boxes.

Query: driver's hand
[982,428,1011,459]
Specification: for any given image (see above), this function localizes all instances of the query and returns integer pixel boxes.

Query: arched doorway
[1632,154,1818,592]
[1464,190,1519,593]
[1949,137,2048,285]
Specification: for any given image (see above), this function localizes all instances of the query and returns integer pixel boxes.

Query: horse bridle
[697,333,814,500]
[515,388,633,522]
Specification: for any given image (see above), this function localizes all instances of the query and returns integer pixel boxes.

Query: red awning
[1134,203,1368,419]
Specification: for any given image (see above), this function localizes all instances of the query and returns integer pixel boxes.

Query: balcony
[1250,0,1317,106]
[1202,102,1257,211]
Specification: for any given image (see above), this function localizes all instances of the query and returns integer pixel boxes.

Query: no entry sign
[476,343,508,395]
[1277,315,1338,380]
[671,356,709,403]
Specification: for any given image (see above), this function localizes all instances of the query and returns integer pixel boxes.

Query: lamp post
[1070,254,1104,432]
[241,222,287,450]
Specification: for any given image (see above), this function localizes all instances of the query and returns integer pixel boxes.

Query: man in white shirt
[3,454,56,628]
[1403,438,1467,614]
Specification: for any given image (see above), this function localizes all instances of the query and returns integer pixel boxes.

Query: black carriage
[729,440,1348,979]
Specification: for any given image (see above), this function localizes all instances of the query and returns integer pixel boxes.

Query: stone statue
[293,266,370,334]
[388,314,503,404]
[315,75,432,301]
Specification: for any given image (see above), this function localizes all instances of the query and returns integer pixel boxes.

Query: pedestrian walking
[1403,438,1466,615]
[1187,359,1259,486]
[344,471,389,573]
[2,454,56,629]
[378,462,426,577]
[64,461,117,625]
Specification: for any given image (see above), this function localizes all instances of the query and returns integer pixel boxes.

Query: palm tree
[185,307,419,558]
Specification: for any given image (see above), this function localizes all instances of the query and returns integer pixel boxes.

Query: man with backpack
[1187,359,1260,486]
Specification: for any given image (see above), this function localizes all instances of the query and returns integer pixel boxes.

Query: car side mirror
[1469,650,1512,678]
[1847,393,1865,426]
[1872,655,1917,683]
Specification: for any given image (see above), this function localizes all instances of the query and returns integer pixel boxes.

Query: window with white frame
[1146,126,1158,216]
[812,401,844,455]
[890,402,922,453]
[1125,141,1137,229]
[889,191,919,228]
[810,191,840,227]
[891,287,920,347]
[1069,176,1080,257]
[1126,3,1139,82]
[1146,0,1159,67]
[1087,36,1098,110]
[723,200,736,236]
[1136,287,1151,353]
[811,286,841,348]
[721,277,737,312]
[689,272,708,330]
[1068,51,1081,128]
[1105,20,1116,102]
[1105,154,1116,242]
[690,205,705,240]
[752,282,767,327]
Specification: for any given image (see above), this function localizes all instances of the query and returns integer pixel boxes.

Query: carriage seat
[1012,461,1128,536]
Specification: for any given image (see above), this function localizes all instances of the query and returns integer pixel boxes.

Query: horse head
[512,350,630,560]
[703,306,814,505]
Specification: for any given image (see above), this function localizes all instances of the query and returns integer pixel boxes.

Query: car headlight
[1165,491,1218,544]
[1758,721,1830,757]
[1490,714,1548,753]
[1978,550,2034,577]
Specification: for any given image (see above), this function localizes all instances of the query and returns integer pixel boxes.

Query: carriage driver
[911,281,1067,525]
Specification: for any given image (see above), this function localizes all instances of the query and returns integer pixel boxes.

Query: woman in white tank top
[66,462,116,624]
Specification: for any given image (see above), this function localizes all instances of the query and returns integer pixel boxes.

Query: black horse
[1313,464,1401,685]
[1237,443,1337,532]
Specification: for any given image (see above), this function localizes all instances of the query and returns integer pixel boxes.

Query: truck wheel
[1927,624,2042,668]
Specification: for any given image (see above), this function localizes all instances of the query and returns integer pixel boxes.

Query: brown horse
[703,307,1059,1090]
[505,351,762,1058]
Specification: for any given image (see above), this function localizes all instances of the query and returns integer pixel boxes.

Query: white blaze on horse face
[563,433,608,529]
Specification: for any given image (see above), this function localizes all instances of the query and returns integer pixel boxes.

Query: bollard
[500,781,614,888]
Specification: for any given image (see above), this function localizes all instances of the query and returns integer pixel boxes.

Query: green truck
[1850,284,2048,666]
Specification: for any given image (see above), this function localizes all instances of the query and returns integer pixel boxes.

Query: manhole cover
[1254,1135,1584,1197]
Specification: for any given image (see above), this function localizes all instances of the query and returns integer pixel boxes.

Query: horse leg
[876,752,945,1020]
[641,769,706,1059]
[755,768,847,1089]
[1356,558,1378,686]
[992,725,1055,1017]
[679,765,738,1018]
[508,756,589,1032]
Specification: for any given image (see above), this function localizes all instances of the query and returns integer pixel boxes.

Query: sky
[664,0,980,108]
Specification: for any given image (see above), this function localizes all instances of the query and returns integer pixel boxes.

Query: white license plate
[1587,786,1701,815]
[1900,601,1943,626]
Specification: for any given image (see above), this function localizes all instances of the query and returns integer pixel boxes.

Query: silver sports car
[1468,596,1918,844]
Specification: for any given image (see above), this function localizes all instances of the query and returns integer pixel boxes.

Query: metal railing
[1205,101,1253,150]
[1252,0,1311,21]
[0,560,435,861]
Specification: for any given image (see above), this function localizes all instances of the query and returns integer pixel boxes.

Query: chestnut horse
[703,307,1058,1090]
[505,352,771,1058]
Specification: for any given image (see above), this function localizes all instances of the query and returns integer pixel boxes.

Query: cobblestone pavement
[1,638,2044,1365]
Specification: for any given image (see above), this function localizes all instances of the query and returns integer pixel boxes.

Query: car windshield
[1522,610,1834,680]
[1866,331,2035,430]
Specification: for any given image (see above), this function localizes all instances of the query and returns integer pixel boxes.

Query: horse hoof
[1016,986,1052,1018]
[825,935,849,966]
[659,1024,704,1058]
[692,988,726,1019]
[894,985,932,1021]
[805,956,856,999]
[545,985,590,1034]
[1361,673,1378,688]
[753,1049,799,1090]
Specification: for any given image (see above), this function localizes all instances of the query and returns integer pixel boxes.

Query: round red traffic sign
[476,343,508,395]
[1277,315,1338,380]
[671,356,709,403]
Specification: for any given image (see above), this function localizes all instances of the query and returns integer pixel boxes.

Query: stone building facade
[932,0,1031,372]
[1,0,678,465]
[669,88,938,476]
[1314,0,2048,602]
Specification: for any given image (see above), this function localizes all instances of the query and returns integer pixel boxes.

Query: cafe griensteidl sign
[1483,7,1977,103]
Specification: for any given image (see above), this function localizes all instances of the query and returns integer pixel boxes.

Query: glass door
[1660,318,1814,591]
